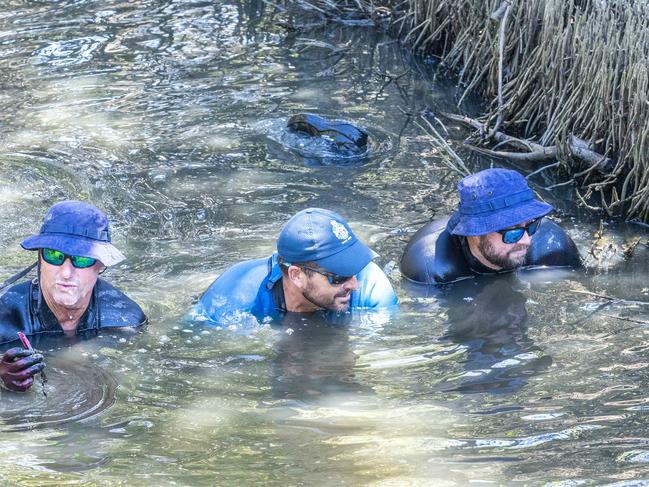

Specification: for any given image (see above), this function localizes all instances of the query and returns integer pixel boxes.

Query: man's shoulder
[400,217,472,284]
[193,256,273,322]
[353,261,398,309]
[95,279,147,329]
[0,280,33,344]
[527,219,581,268]
[204,257,272,295]
[0,280,32,304]
[357,261,389,282]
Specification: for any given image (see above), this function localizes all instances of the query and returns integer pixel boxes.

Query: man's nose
[519,230,532,246]
[343,275,359,291]
[59,258,75,278]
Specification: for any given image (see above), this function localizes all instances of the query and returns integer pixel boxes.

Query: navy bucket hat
[277,208,377,276]
[21,200,125,267]
[447,168,553,236]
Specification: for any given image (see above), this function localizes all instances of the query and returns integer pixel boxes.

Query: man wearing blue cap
[0,200,146,392]
[400,168,581,284]
[192,208,398,324]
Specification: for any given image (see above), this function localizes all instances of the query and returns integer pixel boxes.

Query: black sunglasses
[300,266,354,286]
[41,248,97,269]
[497,218,542,244]
[282,262,353,286]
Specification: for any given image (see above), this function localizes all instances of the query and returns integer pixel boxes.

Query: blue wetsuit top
[192,253,398,324]
[0,278,146,346]
[400,217,582,284]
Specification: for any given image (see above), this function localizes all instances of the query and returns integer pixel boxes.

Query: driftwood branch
[569,135,615,175]
[441,112,613,175]
[466,144,557,162]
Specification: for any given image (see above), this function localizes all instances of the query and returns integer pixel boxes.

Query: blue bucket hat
[277,208,378,276]
[447,168,553,236]
[21,200,126,267]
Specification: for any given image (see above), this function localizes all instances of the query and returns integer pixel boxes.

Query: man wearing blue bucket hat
[400,168,581,284]
[0,200,146,392]
[191,208,397,324]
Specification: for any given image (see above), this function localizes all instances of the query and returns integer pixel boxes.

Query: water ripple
[0,358,117,432]
[34,36,108,66]
[449,425,604,451]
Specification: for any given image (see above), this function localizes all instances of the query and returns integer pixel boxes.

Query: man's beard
[303,280,352,312]
[478,237,529,270]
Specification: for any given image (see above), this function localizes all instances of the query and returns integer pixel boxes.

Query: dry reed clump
[296,0,649,221]
[392,0,649,221]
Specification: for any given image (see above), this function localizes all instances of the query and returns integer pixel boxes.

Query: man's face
[302,270,360,313]
[39,252,102,309]
[474,223,532,270]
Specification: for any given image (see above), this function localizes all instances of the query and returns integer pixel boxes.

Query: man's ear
[286,265,305,289]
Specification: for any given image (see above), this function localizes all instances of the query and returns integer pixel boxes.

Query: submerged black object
[287,113,368,151]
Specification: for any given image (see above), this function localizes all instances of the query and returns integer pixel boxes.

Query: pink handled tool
[16,332,48,396]
[17,332,33,351]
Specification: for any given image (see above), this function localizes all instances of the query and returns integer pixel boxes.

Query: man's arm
[189,258,271,324]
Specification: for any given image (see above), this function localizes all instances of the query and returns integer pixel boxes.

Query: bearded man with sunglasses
[192,208,397,324]
[0,200,146,392]
[400,168,581,284]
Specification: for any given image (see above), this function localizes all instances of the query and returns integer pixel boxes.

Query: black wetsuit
[0,278,146,346]
[400,217,582,284]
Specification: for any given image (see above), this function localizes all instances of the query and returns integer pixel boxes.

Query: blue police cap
[277,208,377,277]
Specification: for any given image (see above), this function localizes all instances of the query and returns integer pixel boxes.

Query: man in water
[400,168,581,284]
[0,201,146,392]
[192,208,397,324]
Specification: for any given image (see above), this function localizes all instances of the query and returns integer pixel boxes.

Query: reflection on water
[270,316,369,400]
[438,276,552,395]
[1,0,649,484]
[0,355,117,432]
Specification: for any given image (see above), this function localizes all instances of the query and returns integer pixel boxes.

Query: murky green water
[2,1,649,485]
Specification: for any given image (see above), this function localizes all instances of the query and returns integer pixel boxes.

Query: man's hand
[0,347,45,392]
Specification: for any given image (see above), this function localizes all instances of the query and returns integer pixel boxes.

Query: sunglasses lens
[502,228,525,244]
[329,275,352,285]
[527,218,541,236]
[71,255,97,269]
[42,248,65,265]
[42,249,96,268]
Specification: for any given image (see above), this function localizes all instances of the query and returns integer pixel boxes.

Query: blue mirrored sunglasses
[497,218,542,244]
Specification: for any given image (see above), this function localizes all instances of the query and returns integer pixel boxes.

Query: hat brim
[21,235,126,267]
[448,200,553,236]
[313,238,378,276]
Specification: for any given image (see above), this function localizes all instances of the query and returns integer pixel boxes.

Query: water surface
[1,1,649,485]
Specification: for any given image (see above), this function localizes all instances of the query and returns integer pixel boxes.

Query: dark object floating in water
[287,113,368,152]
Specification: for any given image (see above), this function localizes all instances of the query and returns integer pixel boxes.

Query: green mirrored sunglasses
[41,248,97,269]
